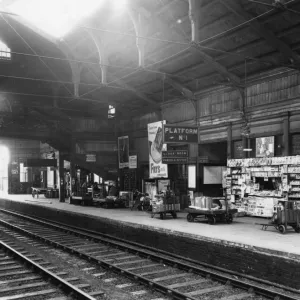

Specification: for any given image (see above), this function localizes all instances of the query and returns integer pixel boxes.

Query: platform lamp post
[58,151,66,203]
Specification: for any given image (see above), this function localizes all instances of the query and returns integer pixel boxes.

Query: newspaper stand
[257,200,300,234]
[186,197,237,224]
[151,192,180,220]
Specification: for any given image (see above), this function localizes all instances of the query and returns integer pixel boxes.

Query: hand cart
[151,203,180,219]
[186,196,237,224]
[150,192,180,219]
[31,187,47,198]
[186,208,237,224]
[257,200,300,234]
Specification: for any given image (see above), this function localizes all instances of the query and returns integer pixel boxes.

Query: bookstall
[226,156,300,217]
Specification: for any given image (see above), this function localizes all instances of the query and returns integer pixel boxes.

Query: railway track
[0,208,299,300]
[0,237,100,300]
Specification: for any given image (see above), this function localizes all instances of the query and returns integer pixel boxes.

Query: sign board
[148,121,168,178]
[24,159,57,167]
[163,125,198,144]
[198,156,209,163]
[86,154,96,162]
[118,136,129,169]
[162,150,188,157]
[162,157,188,164]
[129,155,137,169]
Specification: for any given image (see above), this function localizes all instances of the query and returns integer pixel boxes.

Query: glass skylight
[0,40,11,60]
[8,0,105,38]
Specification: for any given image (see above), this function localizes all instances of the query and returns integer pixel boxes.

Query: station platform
[0,193,300,289]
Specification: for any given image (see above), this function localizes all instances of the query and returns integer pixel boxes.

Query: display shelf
[248,194,283,198]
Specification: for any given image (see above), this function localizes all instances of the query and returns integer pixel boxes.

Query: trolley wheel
[172,212,177,219]
[278,225,286,234]
[208,216,216,225]
[226,214,233,224]
[295,226,300,233]
[160,213,165,220]
[187,213,194,222]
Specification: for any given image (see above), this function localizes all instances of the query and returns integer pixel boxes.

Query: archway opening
[0,146,10,194]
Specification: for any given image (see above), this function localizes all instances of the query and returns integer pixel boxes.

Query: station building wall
[117,70,300,197]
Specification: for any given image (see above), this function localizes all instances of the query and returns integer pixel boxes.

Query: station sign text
[163,125,199,144]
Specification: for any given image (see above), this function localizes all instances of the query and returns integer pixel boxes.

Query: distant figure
[108,184,118,197]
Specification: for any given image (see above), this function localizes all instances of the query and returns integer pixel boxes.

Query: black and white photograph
[0,0,299,298]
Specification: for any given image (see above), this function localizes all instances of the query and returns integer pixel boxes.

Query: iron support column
[283,113,290,156]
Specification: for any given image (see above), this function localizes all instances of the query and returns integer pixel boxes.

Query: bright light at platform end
[0,146,9,164]
[113,0,127,12]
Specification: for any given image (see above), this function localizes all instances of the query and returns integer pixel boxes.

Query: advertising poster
[256,136,274,157]
[147,121,168,178]
[188,165,196,189]
[129,155,137,169]
[118,136,129,169]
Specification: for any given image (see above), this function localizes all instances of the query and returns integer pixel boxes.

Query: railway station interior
[0,0,300,299]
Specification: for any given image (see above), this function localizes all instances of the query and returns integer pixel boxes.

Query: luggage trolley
[150,192,180,220]
[186,197,237,225]
[257,200,300,234]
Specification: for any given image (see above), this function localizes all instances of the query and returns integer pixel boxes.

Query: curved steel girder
[127,7,148,68]
[58,41,83,98]
[85,23,160,110]
[85,31,109,85]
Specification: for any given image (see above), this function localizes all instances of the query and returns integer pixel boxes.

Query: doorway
[0,146,9,195]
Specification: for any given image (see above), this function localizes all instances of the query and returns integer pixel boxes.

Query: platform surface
[1,192,300,258]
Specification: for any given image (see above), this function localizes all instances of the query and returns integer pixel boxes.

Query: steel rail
[0,208,300,300]
[0,217,199,300]
[0,239,97,300]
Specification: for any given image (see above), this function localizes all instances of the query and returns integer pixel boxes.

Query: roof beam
[192,45,242,87]
[220,0,300,68]
[164,76,196,111]
[85,30,161,110]
[189,0,242,89]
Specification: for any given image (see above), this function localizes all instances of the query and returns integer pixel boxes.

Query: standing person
[108,184,117,196]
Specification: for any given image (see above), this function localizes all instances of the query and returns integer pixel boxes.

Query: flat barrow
[151,203,180,220]
[185,208,237,224]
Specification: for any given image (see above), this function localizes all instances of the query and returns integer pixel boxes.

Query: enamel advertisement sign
[147,121,168,179]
